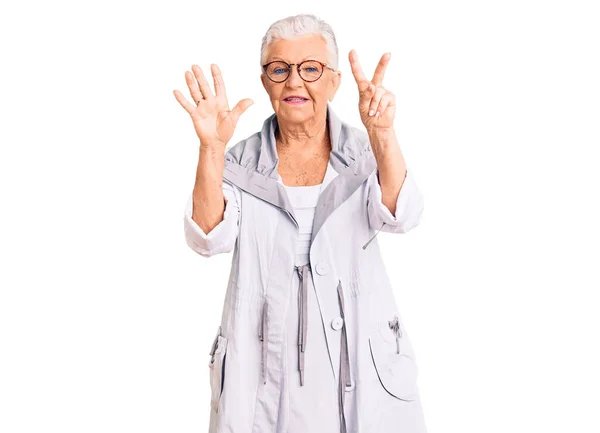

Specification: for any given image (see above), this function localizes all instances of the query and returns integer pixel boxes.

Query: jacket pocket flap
[209,334,228,413]
[368,325,418,401]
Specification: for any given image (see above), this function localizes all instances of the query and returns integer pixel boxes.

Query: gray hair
[259,14,339,73]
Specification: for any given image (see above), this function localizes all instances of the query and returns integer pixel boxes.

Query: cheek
[309,84,329,100]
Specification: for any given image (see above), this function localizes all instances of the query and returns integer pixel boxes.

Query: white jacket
[184,104,427,433]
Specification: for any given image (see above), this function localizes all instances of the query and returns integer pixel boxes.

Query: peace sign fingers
[348,49,397,131]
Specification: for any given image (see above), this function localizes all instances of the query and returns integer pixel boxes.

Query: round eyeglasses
[262,60,336,83]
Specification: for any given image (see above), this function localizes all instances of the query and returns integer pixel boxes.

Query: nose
[285,64,303,87]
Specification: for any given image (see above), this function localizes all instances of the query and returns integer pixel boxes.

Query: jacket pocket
[208,326,228,413]
[368,315,419,401]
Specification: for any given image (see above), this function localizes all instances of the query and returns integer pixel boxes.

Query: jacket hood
[222,103,378,239]
[224,103,373,180]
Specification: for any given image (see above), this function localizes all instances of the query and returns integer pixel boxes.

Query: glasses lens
[299,61,323,82]
[266,61,290,82]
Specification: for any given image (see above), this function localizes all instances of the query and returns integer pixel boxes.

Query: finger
[228,98,254,126]
[211,64,228,103]
[375,92,395,117]
[368,87,386,116]
[349,49,370,93]
[173,89,196,115]
[192,64,214,100]
[371,52,391,86]
[359,83,376,114]
[184,70,204,106]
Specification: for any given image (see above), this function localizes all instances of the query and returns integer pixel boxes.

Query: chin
[279,103,313,114]
[279,111,312,123]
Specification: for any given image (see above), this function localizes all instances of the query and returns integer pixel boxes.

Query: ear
[328,70,342,102]
[260,73,269,93]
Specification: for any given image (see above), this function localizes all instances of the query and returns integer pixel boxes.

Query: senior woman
[174,14,427,433]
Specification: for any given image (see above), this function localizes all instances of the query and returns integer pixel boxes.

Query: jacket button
[315,263,329,275]
[331,317,344,330]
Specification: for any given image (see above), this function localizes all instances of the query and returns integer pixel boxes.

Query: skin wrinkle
[276,131,331,186]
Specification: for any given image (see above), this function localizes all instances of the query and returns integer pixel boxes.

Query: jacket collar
[256,103,368,180]
[222,103,377,244]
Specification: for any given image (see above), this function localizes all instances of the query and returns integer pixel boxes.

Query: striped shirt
[283,182,322,266]
[280,161,335,266]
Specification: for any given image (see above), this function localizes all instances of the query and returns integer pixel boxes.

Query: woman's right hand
[173,64,254,150]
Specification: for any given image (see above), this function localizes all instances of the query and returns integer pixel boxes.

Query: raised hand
[173,64,254,149]
[349,50,396,133]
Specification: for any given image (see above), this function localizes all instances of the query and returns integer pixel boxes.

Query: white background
[1,1,599,432]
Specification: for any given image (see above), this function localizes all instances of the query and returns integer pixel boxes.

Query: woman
[174,14,427,433]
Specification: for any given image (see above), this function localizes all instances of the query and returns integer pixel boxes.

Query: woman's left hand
[349,49,396,133]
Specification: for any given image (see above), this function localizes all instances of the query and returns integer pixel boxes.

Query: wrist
[367,127,398,156]
[367,126,396,141]
[199,142,226,157]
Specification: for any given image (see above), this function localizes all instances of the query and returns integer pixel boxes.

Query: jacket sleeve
[366,167,424,234]
[183,180,241,257]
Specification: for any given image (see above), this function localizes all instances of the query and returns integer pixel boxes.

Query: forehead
[265,34,328,62]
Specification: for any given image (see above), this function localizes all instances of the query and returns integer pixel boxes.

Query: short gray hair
[259,14,339,73]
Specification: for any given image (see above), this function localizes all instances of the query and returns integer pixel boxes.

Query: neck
[276,116,330,157]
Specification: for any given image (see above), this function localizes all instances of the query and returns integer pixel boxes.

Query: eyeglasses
[262,60,336,83]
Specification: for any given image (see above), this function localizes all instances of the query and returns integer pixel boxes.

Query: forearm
[192,144,227,234]
[367,128,407,216]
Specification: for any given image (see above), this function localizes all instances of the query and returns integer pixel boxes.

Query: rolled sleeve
[367,168,424,234]
[183,180,241,257]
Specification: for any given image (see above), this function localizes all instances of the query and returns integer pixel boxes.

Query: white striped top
[283,182,322,266]
[280,161,335,266]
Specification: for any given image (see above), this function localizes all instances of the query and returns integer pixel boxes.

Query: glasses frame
[262,59,336,83]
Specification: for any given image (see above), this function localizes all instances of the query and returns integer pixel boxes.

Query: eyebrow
[270,56,315,63]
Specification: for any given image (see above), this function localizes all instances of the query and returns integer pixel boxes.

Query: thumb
[228,98,254,126]
[359,83,375,115]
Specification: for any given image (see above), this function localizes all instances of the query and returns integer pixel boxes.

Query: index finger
[349,50,369,92]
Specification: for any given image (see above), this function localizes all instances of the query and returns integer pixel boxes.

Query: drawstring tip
[361,236,375,250]
[389,315,402,354]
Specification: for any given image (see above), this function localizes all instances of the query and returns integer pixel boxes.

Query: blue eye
[273,68,288,74]
[304,67,318,73]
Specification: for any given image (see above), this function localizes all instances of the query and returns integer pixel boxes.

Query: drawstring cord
[337,280,351,433]
[258,272,354,433]
[295,264,309,386]
[260,264,310,387]
[362,222,385,250]
[259,299,268,385]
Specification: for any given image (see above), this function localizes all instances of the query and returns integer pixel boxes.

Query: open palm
[173,64,254,148]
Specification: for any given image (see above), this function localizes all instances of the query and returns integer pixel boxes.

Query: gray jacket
[184,103,427,433]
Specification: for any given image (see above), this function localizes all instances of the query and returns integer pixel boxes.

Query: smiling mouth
[283,97,309,102]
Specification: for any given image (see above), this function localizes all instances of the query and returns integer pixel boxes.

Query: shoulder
[336,120,375,168]
[341,121,369,144]
[224,130,262,169]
